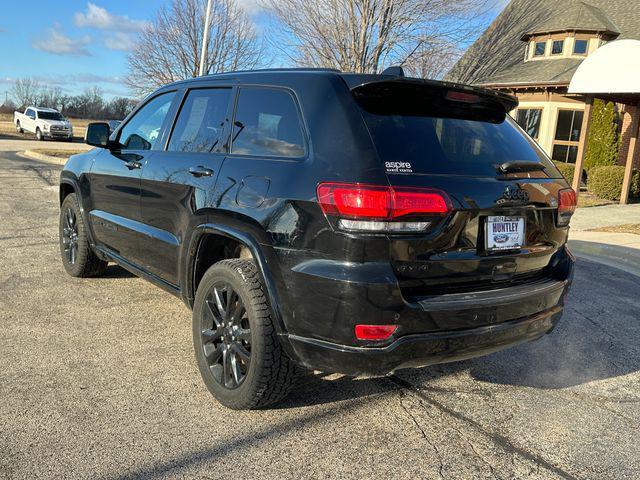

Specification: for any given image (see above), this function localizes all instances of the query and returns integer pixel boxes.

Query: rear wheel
[15,121,22,134]
[193,259,298,409]
[59,193,107,277]
[36,128,43,141]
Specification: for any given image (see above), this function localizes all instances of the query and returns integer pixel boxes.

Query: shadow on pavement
[404,260,640,390]
[101,264,137,279]
[276,370,396,409]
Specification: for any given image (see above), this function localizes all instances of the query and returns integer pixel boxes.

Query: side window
[573,39,588,55]
[168,88,231,153]
[231,88,305,158]
[118,92,175,151]
[551,40,564,55]
[552,110,584,164]
[26,109,34,119]
[515,108,542,140]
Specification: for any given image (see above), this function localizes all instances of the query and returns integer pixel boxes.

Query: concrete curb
[568,239,640,278]
[17,150,74,166]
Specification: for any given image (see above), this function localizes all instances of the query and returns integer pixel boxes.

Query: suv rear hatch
[350,79,574,301]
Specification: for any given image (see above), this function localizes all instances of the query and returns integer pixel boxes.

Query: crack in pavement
[387,375,581,480]
[396,389,445,478]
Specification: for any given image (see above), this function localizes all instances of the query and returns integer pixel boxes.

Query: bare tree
[39,86,65,109]
[403,39,463,80]
[10,77,137,119]
[126,0,264,97]
[11,78,42,108]
[446,0,549,84]
[263,0,493,75]
[108,97,137,120]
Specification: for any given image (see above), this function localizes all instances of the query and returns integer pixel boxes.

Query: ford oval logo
[503,186,529,203]
[494,234,509,243]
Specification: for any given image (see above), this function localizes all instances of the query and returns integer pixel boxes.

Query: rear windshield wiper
[498,161,546,174]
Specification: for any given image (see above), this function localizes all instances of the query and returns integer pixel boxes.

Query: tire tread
[60,193,107,278]
[195,259,299,409]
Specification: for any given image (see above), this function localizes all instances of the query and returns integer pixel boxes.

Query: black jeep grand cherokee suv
[59,68,576,409]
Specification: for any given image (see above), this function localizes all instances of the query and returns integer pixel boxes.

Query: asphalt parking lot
[1,149,639,479]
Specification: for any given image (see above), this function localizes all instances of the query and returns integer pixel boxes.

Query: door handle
[124,160,141,170]
[189,166,214,177]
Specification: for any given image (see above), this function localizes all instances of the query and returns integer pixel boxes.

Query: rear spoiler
[349,78,518,121]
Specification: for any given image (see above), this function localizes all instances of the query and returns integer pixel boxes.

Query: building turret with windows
[447,0,640,171]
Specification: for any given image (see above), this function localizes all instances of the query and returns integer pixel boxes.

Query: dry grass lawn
[588,224,640,235]
[30,148,86,158]
[577,192,616,208]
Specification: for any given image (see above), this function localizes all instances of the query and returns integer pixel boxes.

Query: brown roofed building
[447,0,640,177]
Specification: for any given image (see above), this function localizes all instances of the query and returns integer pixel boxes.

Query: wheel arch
[59,181,75,205]
[185,224,289,337]
[59,177,99,253]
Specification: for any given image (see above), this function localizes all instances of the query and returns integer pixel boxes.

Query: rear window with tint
[361,112,560,177]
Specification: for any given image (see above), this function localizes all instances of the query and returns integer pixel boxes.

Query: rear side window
[362,113,559,177]
[231,88,305,158]
[169,88,231,153]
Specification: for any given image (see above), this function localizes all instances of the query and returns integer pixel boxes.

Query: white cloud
[0,74,124,86]
[32,28,92,56]
[235,0,264,15]
[104,32,137,51]
[67,74,124,84]
[74,2,148,33]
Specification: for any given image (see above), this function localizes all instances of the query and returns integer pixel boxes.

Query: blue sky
[0,1,165,100]
[0,1,507,101]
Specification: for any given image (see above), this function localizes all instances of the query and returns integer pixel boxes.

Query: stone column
[620,105,640,205]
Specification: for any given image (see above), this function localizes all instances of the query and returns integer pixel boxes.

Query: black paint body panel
[60,70,575,375]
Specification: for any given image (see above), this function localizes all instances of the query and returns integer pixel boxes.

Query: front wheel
[36,128,43,141]
[193,259,298,409]
[59,193,108,277]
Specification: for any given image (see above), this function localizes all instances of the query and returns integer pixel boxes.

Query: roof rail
[202,67,342,77]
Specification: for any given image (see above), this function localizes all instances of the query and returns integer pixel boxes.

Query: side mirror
[85,122,111,148]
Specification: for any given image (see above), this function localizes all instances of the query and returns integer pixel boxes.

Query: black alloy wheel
[193,259,299,409]
[61,207,79,266]
[200,281,252,389]
[58,193,108,277]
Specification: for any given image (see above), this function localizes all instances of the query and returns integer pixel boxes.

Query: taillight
[355,324,397,341]
[557,188,576,227]
[316,182,451,233]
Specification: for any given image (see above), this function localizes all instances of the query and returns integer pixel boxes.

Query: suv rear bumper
[286,305,563,376]
[275,246,574,375]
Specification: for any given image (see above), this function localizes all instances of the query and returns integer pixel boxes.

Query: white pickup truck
[14,107,73,141]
